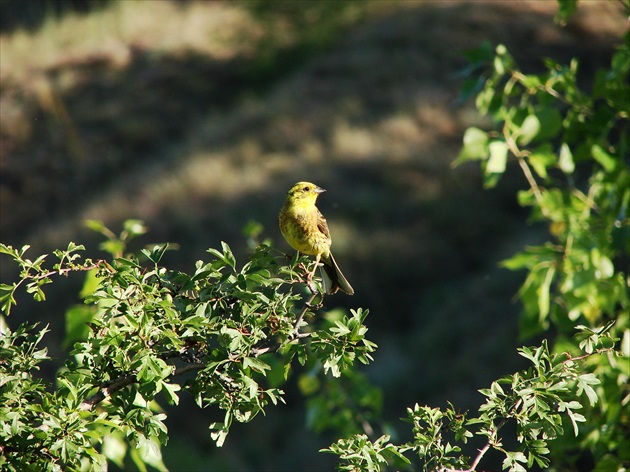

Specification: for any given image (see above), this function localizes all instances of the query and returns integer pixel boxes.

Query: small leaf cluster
[322,433,410,472]
[0,222,376,470]
[473,340,600,472]
[456,37,628,336]
[0,242,93,314]
[1,325,107,470]
[324,329,618,472]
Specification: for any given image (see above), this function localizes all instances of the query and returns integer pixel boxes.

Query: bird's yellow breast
[279,204,330,257]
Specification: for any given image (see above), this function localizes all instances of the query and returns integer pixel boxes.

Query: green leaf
[518,115,540,145]
[555,0,578,24]
[558,143,575,174]
[591,249,614,279]
[529,144,556,179]
[566,408,586,437]
[501,251,535,270]
[576,373,600,407]
[487,141,508,174]
[123,219,147,238]
[494,54,506,75]
[537,265,556,323]
[298,374,320,396]
[0,283,17,315]
[102,434,127,468]
[455,127,489,165]
[84,219,108,234]
[79,269,103,299]
[503,451,528,472]
[535,108,562,140]
[0,243,16,256]
[141,244,169,265]
[591,144,617,172]
[476,86,499,116]
[242,220,264,239]
[207,242,237,269]
[209,419,231,447]
[63,305,94,348]
[242,357,271,374]
[101,240,125,257]
[461,41,494,64]
[520,74,541,90]
[162,382,181,406]
[134,437,166,472]
[483,140,508,188]
[331,320,352,336]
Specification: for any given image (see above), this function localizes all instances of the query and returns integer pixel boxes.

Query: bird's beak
[315,186,326,194]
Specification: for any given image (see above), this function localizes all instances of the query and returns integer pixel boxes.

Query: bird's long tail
[321,254,354,295]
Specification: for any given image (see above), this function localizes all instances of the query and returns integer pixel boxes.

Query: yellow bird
[278,182,354,295]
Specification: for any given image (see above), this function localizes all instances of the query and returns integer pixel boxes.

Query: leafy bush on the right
[325,2,629,470]
[455,18,629,470]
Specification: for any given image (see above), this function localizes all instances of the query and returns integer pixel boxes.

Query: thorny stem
[467,440,492,471]
[562,346,616,364]
[13,260,108,292]
[442,413,513,472]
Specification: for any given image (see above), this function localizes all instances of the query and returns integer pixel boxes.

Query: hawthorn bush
[0,223,376,470]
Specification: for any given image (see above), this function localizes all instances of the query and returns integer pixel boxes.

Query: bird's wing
[316,208,331,238]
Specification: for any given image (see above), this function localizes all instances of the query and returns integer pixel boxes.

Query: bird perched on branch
[278,181,354,295]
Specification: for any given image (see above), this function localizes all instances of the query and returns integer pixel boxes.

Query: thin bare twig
[562,347,615,364]
[503,128,548,218]
[468,439,493,471]
[294,291,318,338]
[172,363,205,376]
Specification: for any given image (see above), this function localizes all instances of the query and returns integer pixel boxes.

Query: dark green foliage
[0,224,376,470]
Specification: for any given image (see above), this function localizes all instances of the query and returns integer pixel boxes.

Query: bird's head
[285,181,326,207]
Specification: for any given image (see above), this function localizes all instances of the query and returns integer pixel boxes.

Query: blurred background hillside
[1,1,626,470]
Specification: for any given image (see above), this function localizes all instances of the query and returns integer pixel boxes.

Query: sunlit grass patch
[0,1,260,82]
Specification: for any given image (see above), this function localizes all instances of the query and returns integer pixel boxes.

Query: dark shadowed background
[1,0,626,470]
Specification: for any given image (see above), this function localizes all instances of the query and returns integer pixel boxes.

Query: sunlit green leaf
[455,127,489,165]
[558,143,575,174]
[487,140,508,174]
[518,115,540,145]
[529,144,556,179]
[591,144,617,172]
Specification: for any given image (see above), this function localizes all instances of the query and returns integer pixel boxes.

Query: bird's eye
[303,186,310,192]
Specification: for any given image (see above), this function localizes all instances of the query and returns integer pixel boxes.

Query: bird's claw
[303,270,317,294]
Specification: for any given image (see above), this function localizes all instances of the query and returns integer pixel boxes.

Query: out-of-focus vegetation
[327,6,629,466]
[1,0,627,470]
